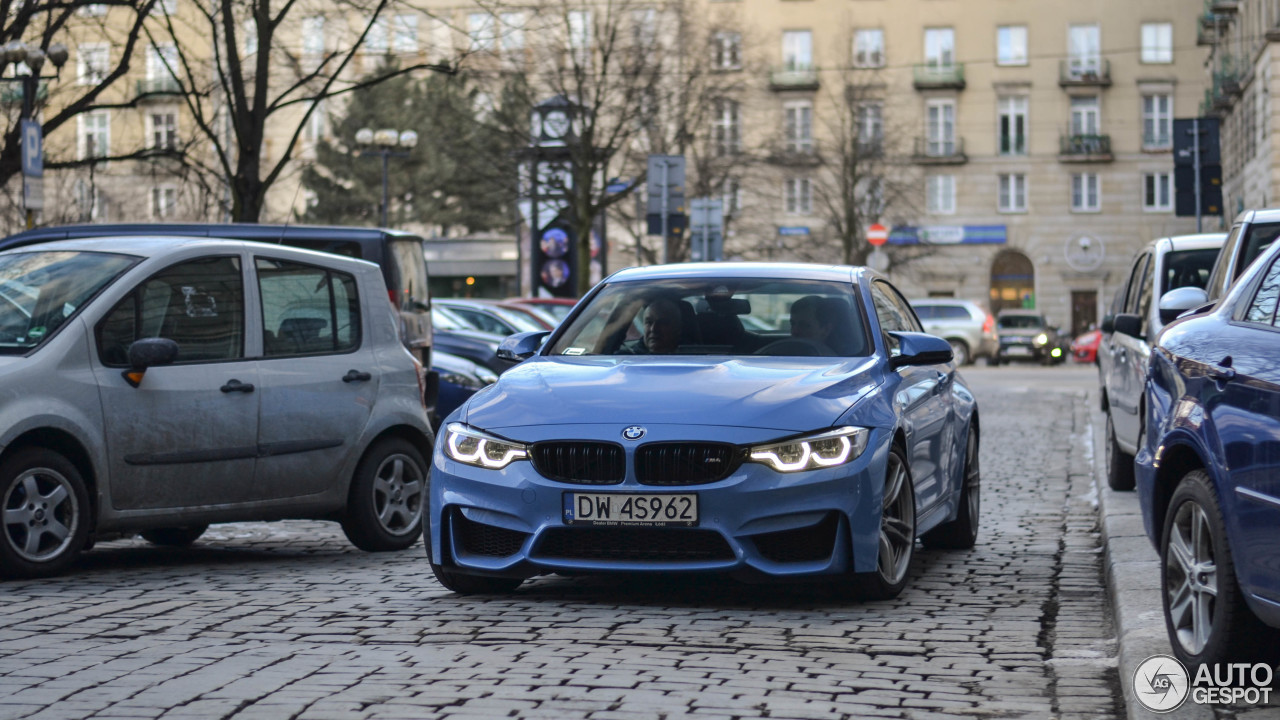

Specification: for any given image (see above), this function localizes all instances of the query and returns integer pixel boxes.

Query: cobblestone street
[0,366,1123,720]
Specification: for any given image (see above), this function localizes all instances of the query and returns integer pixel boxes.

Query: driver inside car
[617,297,683,354]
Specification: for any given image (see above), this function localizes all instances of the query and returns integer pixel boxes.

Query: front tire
[851,446,916,600]
[1105,413,1135,491]
[921,426,980,550]
[140,525,208,547]
[1161,470,1279,667]
[0,448,91,579]
[341,438,427,552]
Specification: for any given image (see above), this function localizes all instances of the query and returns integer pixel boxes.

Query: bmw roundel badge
[622,426,646,441]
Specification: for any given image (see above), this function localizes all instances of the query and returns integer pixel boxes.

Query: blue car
[1138,239,1280,667]
[427,263,980,597]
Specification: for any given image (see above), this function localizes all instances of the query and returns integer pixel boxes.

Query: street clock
[531,96,579,146]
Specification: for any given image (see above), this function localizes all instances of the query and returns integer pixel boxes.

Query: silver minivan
[0,237,434,578]
[1098,233,1225,490]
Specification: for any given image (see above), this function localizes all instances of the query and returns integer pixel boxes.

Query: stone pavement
[0,372,1123,720]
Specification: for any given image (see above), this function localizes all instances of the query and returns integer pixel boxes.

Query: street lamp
[355,127,418,228]
[1,40,69,228]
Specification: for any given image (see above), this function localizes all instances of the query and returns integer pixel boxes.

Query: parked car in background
[1137,235,1280,668]
[1202,208,1280,304]
[496,301,559,330]
[1070,328,1101,364]
[909,299,996,366]
[435,298,545,336]
[0,237,434,579]
[429,263,979,598]
[1098,233,1226,491]
[992,310,1066,365]
[505,297,577,324]
[1,223,439,414]
[432,351,497,427]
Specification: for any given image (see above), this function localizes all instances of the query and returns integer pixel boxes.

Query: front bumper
[428,424,891,581]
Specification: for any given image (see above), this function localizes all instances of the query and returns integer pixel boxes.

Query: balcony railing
[769,64,819,91]
[1210,0,1239,13]
[912,63,965,90]
[136,76,181,97]
[1059,59,1112,87]
[1059,134,1113,161]
[912,136,966,164]
[0,81,48,105]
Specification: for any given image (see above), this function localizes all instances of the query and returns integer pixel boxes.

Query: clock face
[544,110,571,139]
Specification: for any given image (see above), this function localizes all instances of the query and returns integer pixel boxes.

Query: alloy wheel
[3,467,80,563]
[1165,499,1218,655]
[878,452,916,584]
[965,429,980,524]
[372,454,425,537]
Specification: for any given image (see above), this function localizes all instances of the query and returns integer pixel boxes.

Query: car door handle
[1208,358,1236,383]
[220,379,255,394]
[343,369,372,383]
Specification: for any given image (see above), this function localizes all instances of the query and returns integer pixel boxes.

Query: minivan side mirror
[497,330,550,362]
[887,331,953,369]
[122,337,180,387]
[1158,286,1210,325]
[1113,313,1143,339]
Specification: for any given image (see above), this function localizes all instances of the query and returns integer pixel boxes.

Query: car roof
[1153,233,1228,253]
[908,298,979,306]
[0,223,424,253]
[1233,207,1280,225]
[605,262,862,283]
[0,235,379,268]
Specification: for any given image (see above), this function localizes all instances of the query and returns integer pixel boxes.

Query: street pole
[660,160,669,265]
[380,151,390,228]
[1192,117,1203,234]
[22,74,35,229]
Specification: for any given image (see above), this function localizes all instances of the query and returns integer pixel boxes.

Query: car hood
[464,355,881,433]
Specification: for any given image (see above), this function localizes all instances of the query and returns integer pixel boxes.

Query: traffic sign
[21,120,42,178]
[867,223,889,246]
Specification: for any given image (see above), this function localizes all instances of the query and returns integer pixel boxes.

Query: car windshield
[547,278,869,357]
[997,314,1045,329]
[1163,248,1220,293]
[0,251,137,354]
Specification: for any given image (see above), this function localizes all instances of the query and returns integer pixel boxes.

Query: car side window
[257,258,360,357]
[914,306,936,320]
[1244,257,1280,327]
[1124,254,1150,315]
[1206,223,1244,301]
[97,256,245,367]
[871,281,919,354]
[1136,256,1157,332]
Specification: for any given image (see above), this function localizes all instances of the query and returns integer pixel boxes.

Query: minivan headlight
[748,427,870,473]
[444,423,528,469]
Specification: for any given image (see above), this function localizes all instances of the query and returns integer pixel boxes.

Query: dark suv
[992,310,1067,365]
[0,223,438,412]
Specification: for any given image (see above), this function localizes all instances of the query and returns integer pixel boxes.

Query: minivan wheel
[947,339,970,366]
[850,446,916,601]
[341,438,426,552]
[140,525,208,547]
[1105,413,1136,491]
[0,448,91,579]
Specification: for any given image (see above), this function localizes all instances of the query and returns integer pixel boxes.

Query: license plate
[563,493,698,527]
[1006,346,1031,356]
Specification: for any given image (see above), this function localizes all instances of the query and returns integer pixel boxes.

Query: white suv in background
[909,299,997,366]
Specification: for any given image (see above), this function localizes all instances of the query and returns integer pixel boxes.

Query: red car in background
[1070,328,1102,364]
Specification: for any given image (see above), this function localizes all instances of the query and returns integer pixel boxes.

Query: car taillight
[982,314,994,334]
[388,289,399,309]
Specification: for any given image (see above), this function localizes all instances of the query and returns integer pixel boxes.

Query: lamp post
[0,41,69,229]
[355,127,417,228]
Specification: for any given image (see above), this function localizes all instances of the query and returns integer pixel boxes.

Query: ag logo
[1134,654,1190,713]
[622,426,646,441]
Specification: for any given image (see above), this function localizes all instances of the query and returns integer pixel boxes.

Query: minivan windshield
[547,278,869,357]
[0,251,137,354]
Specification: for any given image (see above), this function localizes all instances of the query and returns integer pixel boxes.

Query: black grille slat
[751,513,840,563]
[455,513,530,557]
[531,442,625,485]
[635,442,741,486]
[535,527,734,562]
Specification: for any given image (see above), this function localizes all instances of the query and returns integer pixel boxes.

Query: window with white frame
[924,28,954,66]
[499,12,525,53]
[1143,171,1172,210]
[466,12,495,51]
[1070,96,1100,136]
[302,16,325,56]
[149,110,177,150]
[782,30,812,71]
[860,176,885,217]
[998,95,1028,155]
[858,102,883,147]
[145,44,178,92]
[713,98,741,156]
[392,15,417,53]
[713,31,741,70]
[244,20,258,55]
[78,4,107,16]
[304,100,326,143]
[927,175,956,214]
[366,16,389,52]
[926,99,956,156]
[569,11,592,57]
[74,180,101,221]
[78,111,109,160]
[1143,93,1172,148]
[1071,172,1100,211]
[784,101,813,153]
[997,25,1027,66]
[77,43,109,85]
[151,185,177,218]
[722,177,741,216]
[853,29,884,68]
[1068,24,1101,76]
[998,173,1027,212]
[632,8,657,50]
[784,178,812,214]
[151,0,176,16]
[1141,23,1173,64]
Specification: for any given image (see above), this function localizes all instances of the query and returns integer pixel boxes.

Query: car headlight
[444,423,528,469]
[1034,333,1048,346]
[747,426,870,473]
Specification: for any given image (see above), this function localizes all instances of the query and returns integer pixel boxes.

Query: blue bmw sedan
[428,264,980,598]
[1138,238,1280,667]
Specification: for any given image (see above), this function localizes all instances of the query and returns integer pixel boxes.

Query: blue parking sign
[21,120,42,177]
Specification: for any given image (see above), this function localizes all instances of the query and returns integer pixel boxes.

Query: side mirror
[1100,314,1115,333]
[497,330,550,362]
[1158,287,1209,325]
[1113,313,1143,339]
[122,337,180,387]
[887,331,953,369]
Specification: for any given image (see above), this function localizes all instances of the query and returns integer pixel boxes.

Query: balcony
[1199,9,1222,45]
[1058,134,1113,162]
[769,64,819,91]
[0,81,47,105]
[1059,59,1111,88]
[912,136,966,164]
[136,76,181,99]
[1210,0,1239,13]
[913,63,965,90]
